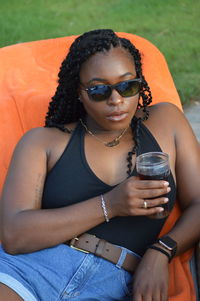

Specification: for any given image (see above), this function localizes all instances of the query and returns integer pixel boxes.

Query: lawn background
[1,0,199,105]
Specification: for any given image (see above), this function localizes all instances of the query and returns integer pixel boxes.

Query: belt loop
[116,247,126,269]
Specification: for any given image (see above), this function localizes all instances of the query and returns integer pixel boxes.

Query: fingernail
[159,208,164,212]
[164,182,169,186]
[167,187,171,192]
[164,198,169,203]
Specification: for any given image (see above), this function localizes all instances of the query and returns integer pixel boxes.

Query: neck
[80,118,131,147]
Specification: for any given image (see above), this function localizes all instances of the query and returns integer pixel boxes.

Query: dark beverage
[138,171,170,218]
[138,170,170,218]
[136,152,170,219]
[138,170,170,181]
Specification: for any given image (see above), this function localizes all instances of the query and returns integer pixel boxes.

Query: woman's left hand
[132,248,169,301]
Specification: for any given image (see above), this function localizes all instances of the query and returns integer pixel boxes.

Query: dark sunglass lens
[117,80,140,97]
[87,85,111,101]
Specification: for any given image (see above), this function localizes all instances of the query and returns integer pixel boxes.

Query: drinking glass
[136,152,170,219]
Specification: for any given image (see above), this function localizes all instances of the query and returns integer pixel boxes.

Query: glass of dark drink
[136,152,170,219]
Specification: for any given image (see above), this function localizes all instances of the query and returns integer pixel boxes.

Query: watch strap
[148,245,171,262]
[157,236,177,258]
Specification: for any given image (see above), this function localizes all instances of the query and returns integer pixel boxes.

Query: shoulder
[137,101,194,154]
[142,102,186,134]
[9,123,78,173]
[17,123,78,149]
[142,102,199,154]
[148,102,183,118]
[16,127,61,151]
[136,102,183,123]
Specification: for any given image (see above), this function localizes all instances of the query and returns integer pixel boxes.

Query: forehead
[79,47,136,82]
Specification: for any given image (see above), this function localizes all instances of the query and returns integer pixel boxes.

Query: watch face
[159,236,177,250]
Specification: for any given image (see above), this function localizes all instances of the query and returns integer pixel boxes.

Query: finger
[141,293,152,301]
[153,289,161,301]
[132,292,142,301]
[143,197,169,208]
[161,288,168,301]
[132,179,169,189]
[133,206,165,216]
[138,187,171,199]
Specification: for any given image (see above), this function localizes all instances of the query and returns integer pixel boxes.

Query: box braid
[45,29,152,176]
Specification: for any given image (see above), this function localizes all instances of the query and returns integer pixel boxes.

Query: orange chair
[0,33,198,300]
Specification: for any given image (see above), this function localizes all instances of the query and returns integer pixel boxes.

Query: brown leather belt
[66,233,140,273]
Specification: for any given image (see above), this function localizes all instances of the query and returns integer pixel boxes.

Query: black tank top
[42,121,176,256]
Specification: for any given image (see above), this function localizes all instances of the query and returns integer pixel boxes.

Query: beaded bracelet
[148,245,171,262]
[100,194,110,223]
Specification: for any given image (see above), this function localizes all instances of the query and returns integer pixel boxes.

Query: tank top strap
[64,120,83,151]
[133,118,163,155]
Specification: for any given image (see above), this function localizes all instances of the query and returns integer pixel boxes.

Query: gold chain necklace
[80,119,129,147]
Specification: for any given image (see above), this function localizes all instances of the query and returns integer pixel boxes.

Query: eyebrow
[119,72,135,78]
[87,78,107,84]
[87,72,136,85]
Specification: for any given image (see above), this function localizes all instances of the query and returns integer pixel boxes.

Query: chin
[104,118,131,132]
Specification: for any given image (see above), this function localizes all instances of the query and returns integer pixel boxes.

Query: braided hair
[45,29,152,176]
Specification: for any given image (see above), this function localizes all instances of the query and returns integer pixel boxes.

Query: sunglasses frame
[81,78,142,102]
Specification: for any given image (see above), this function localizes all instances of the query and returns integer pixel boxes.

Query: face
[79,47,140,131]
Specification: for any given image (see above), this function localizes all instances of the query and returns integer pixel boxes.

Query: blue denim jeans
[0,243,139,300]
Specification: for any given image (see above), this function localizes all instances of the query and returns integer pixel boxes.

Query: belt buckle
[70,237,89,254]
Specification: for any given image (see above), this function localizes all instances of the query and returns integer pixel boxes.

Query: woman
[0,29,199,301]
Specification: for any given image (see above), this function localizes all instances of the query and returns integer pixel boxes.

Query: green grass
[0,0,199,104]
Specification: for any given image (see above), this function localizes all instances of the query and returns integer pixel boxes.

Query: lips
[106,111,128,121]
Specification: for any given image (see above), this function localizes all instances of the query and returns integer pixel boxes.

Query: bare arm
[141,103,200,253]
[132,103,200,301]
[163,104,200,253]
[0,128,106,254]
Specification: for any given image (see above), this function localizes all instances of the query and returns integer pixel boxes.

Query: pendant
[105,140,120,147]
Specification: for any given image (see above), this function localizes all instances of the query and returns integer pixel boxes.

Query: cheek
[81,99,105,118]
[127,95,139,111]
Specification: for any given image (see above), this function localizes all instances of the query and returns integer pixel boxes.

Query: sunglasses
[81,78,142,102]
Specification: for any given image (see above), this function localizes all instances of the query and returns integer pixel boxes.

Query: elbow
[1,242,18,255]
[1,228,23,255]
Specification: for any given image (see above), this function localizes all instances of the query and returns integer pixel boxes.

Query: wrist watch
[157,236,177,258]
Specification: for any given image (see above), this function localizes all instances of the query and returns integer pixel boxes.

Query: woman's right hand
[105,176,170,217]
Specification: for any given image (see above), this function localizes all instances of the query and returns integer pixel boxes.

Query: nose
[107,89,124,106]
